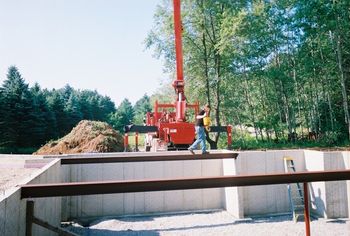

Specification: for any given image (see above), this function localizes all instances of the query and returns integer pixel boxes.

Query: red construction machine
[124,0,232,151]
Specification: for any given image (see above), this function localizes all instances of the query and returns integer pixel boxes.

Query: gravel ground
[63,210,350,236]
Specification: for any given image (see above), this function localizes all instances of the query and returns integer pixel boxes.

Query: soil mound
[34,120,124,155]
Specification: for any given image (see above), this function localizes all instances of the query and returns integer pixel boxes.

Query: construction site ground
[63,210,349,236]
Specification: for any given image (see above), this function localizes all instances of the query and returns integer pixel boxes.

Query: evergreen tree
[0,66,34,147]
[133,94,152,124]
[109,99,134,133]
[47,90,68,137]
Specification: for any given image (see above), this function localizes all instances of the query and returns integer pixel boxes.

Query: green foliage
[147,0,350,147]
[108,98,135,133]
[0,66,118,152]
[133,94,152,124]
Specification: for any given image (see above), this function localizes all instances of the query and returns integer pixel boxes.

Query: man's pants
[189,126,206,153]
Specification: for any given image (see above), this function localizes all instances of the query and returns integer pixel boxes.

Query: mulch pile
[34,120,124,155]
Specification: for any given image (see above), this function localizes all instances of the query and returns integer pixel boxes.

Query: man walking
[188,104,210,155]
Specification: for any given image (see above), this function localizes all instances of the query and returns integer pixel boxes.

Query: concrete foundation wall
[2,150,349,235]
[0,157,61,236]
[233,150,305,216]
[63,158,223,220]
[304,151,350,218]
[62,150,350,220]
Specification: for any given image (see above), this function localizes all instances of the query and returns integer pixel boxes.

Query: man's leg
[189,126,201,152]
[197,126,207,153]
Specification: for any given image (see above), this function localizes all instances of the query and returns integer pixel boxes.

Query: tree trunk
[336,32,350,139]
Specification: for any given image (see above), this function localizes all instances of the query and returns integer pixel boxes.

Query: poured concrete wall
[233,150,305,216]
[0,157,61,236]
[62,150,350,220]
[305,151,350,218]
[63,157,223,220]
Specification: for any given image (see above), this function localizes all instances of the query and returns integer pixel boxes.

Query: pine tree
[1,66,34,147]
[133,94,152,124]
[109,99,134,133]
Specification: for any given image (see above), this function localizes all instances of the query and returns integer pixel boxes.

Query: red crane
[124,0,232,151]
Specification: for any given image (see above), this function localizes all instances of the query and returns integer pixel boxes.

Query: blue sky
[0,0,167,105]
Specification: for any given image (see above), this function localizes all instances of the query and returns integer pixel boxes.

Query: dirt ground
[34,120,124,155]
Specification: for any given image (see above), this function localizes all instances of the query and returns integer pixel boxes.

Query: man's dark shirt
[195,110,205,126]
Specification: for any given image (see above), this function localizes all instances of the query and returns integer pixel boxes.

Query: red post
[124,133,129,152]
[135,132,139,152]
[227,125,232,150]
[303,182,311,236]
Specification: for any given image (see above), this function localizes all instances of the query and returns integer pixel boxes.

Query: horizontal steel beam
[60,152,238,165]
[209,126,228,132]
[21,169,350,198]
[123,125,229,133]
[124,125,158,133]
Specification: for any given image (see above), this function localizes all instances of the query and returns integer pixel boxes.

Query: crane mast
[123,0,232,152]
[172,0,186,122]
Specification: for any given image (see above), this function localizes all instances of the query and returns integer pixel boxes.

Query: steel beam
[21,169,350,198]
[60,152,238,165]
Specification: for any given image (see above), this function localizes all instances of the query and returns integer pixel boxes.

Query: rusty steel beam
[21,169,350,198]
[60,152,238,165]
[303,183,311,236]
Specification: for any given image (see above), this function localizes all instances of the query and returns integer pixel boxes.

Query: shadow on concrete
[305,151,349,219]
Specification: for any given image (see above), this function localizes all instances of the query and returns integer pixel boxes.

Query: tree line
[0,66,151,152]
[146,0,350,146]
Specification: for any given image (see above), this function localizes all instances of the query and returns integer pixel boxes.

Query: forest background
[1,0,349,153]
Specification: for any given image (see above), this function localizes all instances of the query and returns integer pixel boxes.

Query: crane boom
[123,0,232,152]
[172,0,186,122]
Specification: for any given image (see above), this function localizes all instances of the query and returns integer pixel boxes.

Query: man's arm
[196,110,207,119]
